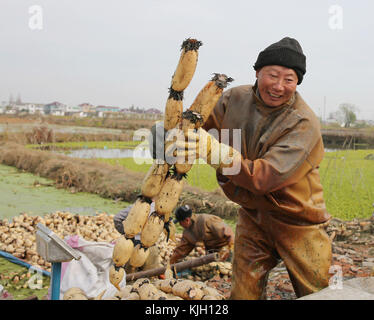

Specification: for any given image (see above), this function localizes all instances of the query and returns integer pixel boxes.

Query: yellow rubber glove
[165,128,241,173]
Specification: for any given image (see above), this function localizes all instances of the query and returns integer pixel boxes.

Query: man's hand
[165,128,241,172]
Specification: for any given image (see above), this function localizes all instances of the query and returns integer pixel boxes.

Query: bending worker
[166,37,332,299]
[169,205,234,264]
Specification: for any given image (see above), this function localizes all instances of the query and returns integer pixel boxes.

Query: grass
[98,149,374,221]
[0,257,50,300]
[320,149,374,220]
[99,158,220,192]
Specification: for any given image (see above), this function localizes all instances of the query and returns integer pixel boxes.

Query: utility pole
[323,96,326,122]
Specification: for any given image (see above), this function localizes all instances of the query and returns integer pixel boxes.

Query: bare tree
[337,103,358,128]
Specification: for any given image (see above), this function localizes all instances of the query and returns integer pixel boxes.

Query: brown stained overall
[202,84,332,299]
[231,208,331,299]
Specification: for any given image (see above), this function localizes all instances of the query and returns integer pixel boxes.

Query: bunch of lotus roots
[110,38,233,290]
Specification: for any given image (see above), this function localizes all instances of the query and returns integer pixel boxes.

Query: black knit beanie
[253,37,306,85]
[174,205,192,223]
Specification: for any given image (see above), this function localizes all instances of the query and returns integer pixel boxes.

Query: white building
[44,102,66,116]
[25,103,45,115]
[65,105,82,115]
[79,103,96,113]
[5,108,17,115]
[5,102,45,115]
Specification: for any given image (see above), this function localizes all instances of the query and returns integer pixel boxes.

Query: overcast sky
[1,0,373,120]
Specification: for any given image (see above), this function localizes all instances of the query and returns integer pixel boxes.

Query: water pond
[0,164,129,220]
[63,147,152,159]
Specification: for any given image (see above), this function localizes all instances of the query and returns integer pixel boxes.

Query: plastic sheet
[54,235,124,300]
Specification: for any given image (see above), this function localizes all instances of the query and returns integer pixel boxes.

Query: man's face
[256,65,298,107]
[180,217,192,229]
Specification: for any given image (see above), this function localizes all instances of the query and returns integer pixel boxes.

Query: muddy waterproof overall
[203,84,332,299]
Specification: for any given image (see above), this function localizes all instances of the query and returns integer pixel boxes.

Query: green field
[99,149,374,221]
[100,158,220,192]
[319,149,374,220]
[0,257,50,300]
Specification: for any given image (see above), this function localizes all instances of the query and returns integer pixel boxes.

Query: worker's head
[253,37,306,107]
[174,205,192,229]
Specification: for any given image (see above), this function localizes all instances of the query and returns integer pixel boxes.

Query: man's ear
[255,70,259,79]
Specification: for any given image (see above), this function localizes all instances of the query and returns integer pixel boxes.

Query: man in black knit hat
[171,36,332,299]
